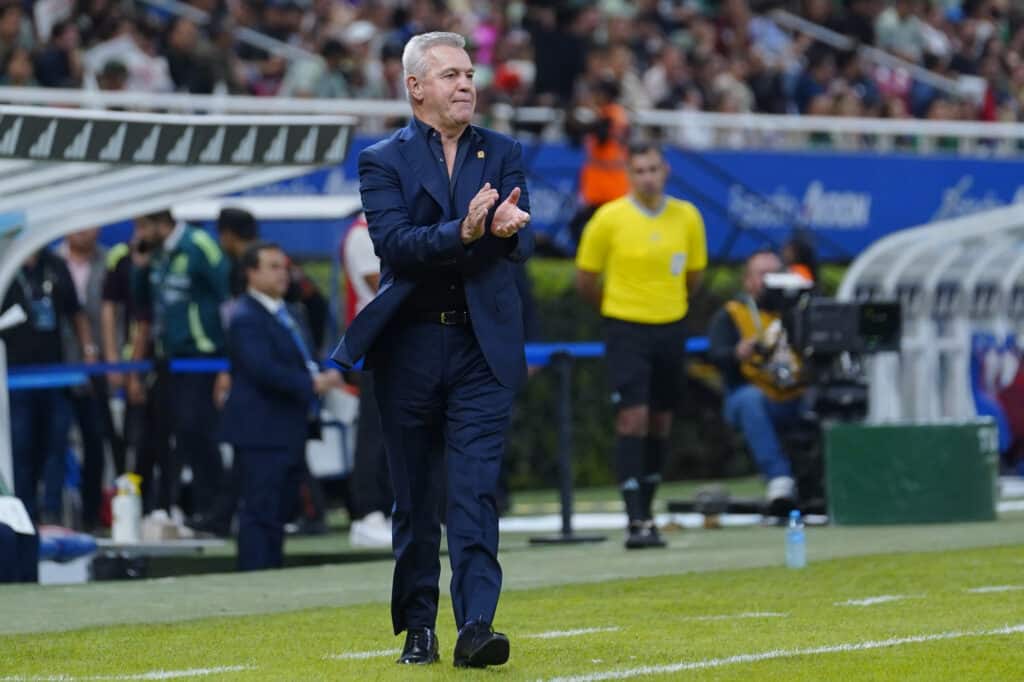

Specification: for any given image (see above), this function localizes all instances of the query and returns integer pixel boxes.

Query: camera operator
[708,251,807,510]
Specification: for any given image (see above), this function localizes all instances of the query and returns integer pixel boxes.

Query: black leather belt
[407,310,470,325]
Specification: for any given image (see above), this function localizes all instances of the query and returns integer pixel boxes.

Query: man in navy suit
[222,241,342,571]
[332,32,533,668]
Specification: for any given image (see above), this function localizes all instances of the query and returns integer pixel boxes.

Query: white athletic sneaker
[349,511,392,548]
[766,476,796,503]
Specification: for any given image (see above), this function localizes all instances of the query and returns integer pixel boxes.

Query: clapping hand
[491,187,530,238]
[461,182,499,244]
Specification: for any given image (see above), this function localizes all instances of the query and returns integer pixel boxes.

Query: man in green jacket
[133,210,232,533]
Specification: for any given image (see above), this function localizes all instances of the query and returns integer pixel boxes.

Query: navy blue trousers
[236,444,303,572]
[372,321,514,634]
[10,388,72,521]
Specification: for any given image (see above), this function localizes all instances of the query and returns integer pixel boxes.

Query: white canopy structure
[172,196,364,223]
[0,103,357,496]
[838,203,1024,427]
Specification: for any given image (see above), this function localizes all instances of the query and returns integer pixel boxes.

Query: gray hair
[402,32,467,82]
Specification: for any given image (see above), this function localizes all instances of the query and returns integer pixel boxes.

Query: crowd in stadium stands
[2,0,1024,125]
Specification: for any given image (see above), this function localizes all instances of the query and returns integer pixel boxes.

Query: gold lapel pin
[477,150,485,159]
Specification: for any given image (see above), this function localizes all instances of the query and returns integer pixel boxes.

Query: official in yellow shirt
[575,142,707,549]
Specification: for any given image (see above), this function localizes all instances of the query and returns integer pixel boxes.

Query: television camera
[759,272,902,422]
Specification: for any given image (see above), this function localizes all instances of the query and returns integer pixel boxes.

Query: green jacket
[134,225,229,358]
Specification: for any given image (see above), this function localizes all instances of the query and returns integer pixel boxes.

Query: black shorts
[604,317,687,411]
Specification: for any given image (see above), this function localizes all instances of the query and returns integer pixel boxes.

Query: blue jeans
[10,388,73,521]
[724,384,803,481]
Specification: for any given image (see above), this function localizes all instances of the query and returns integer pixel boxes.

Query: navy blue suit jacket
[221,294,315,449]
[331,120,535,389]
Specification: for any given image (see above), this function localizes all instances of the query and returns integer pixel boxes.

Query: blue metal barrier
[6,337,711,390]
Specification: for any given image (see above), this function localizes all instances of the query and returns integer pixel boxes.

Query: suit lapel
[455,127,487,213]
[246,295,304,366]
[397,122,450,215]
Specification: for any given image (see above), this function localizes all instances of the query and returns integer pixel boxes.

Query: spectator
[1,249,98,522]
[279,37,350,99]
[100,218,164,513]
[34,20,83,88]
[58,228,118,532]
[526,2,592,105]
[0,45,34,86]
[96,59,127,91]
[0,1,33,64]
[2,0,1020,127]
[830,0,882,47]
[84,19,174,94]
[341,19,387,99]
[131,210,232,535]
[708,251,806,512]
[643,44,690,109]
[220,241,343,571]
[794,47,836,113]
[876,0,926,61]
[165,17,211,93]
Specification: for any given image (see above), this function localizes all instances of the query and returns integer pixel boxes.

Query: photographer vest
[725,299,805,402]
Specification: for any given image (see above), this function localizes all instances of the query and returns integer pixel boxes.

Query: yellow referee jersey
[576,195,707,324]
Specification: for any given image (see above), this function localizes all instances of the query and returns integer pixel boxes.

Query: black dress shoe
[453,621,510,668]
[397,628,439,665]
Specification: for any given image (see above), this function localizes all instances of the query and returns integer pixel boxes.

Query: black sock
[640,436,668,520]
[615,435,646,523]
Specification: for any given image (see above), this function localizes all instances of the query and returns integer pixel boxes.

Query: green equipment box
[824,419,999,525]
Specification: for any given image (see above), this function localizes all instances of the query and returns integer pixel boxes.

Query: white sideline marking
[524,627,621,639]
[545,624,1024,681]
[681,612,786,622]
[967,585,1024,594]
[998,500,1024,513]
[324,649,400,660]
[325,627,621,658]
[834,594,916,607]
[3,666,254,681]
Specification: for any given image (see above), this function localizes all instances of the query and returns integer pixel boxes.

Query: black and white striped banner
[0,107,354,166]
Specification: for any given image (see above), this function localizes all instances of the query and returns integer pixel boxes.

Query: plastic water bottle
[112,474,143,544]
[785,509,806,569]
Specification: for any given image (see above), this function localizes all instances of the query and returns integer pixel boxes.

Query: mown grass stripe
[546,624,1024,682]
[523,627,621,639]
[834,594,918,607]
[680,612,787,621]
[324,649,400,661]
[3,666,254,681]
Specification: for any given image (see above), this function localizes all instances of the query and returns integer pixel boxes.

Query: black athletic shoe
[640,520,667,548]
[453,621,510,668]
[625,520,666,549]
[397,628,439,665]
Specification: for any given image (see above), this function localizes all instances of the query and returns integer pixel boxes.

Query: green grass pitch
[2,512,1023,681]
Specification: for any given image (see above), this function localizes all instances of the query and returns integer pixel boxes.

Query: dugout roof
[0,103,357,494]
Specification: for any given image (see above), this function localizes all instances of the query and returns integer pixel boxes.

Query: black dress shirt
[401,117,474,314]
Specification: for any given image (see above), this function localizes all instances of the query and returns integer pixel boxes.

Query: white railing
[838,204,1024,425]
[3,86,1023,155]
[769,10,969,100]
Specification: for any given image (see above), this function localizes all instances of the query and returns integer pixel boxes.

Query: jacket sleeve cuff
[439,218,468,262]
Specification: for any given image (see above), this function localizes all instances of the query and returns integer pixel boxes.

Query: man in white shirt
[342,214,392,548]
